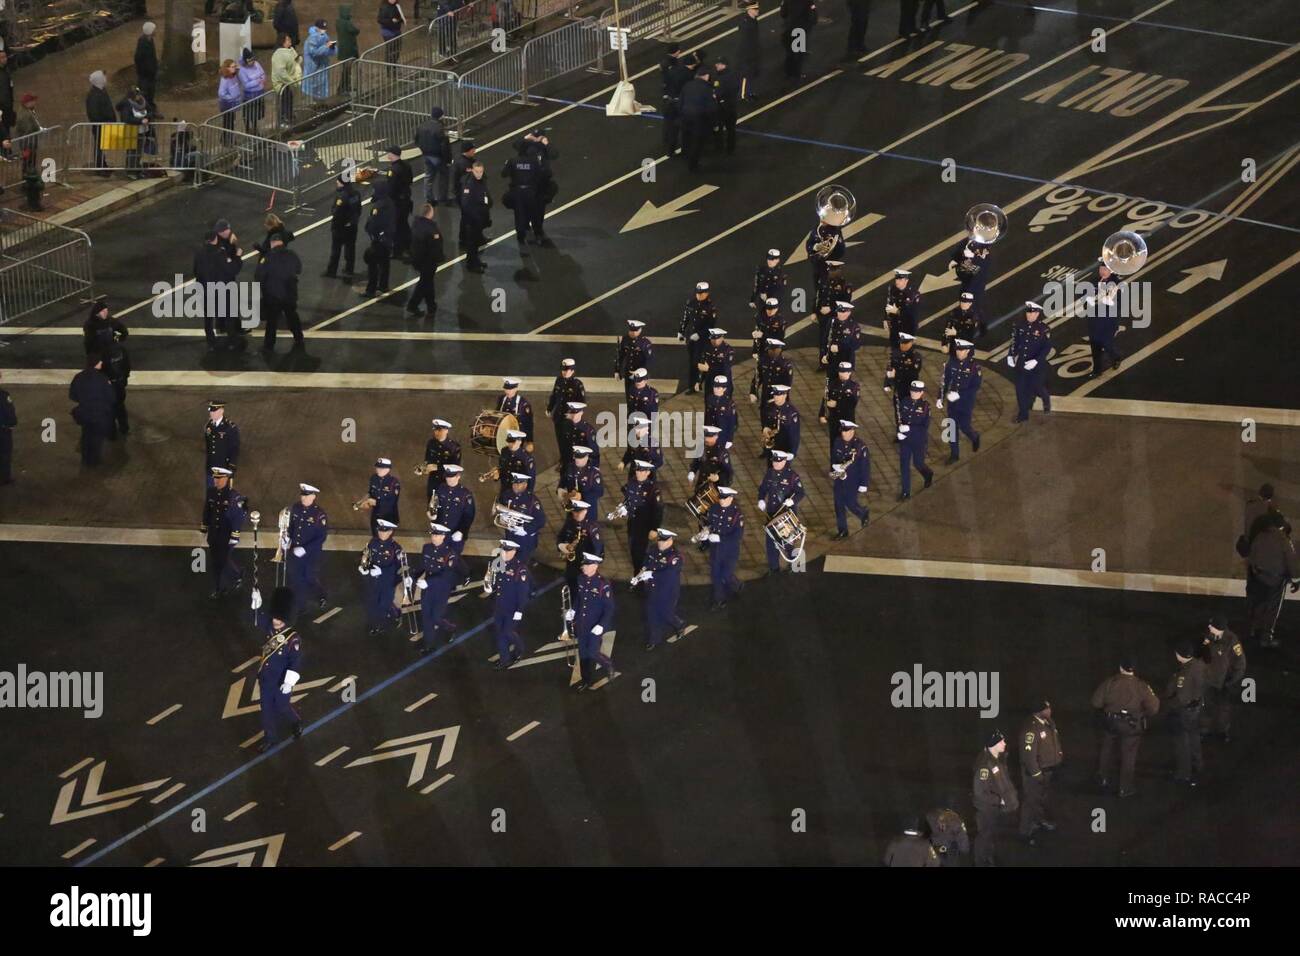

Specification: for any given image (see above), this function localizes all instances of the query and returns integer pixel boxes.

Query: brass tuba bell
[1100,230,1148,275]
[816,184,856,228]
[964,203,1008,245]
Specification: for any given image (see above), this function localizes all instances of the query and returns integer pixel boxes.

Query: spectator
[169,120,203,180]
[303,19,338,99]
[378,0,407,63]
[134,23,159,116]
[273,0,301,46]
[116,86,151,177]
[436,0,464,60]
[14,93,43,209]
[85,70,116,176]
[336,5,361,93]
[415,105,451,204]
[254,212,297,254]
[0,51,15,156]
[217,59,243,142]
[238,49,268,133]
[271,34,304,127]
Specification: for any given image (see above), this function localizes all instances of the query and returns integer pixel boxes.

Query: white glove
[757,499,767,512]
[689,332,699,342]
[935,399,943,409]
[564,608,575,622]
[292,546,306,557]
[279,536,290,552]
[403,576,413,589]
[614,371,622,379]
[885,304,898,315]
[369,566,382,577]
[1007,356,1017,368]
[725,441,733,449]
[228,537,239,546]
[511,526,526,537]
[451,531,463,542]
[417,578,428,590]
[899,425,910,433]
[944,326,956,338]
[687,471,696,483]
[948,259,958,270]
[591,624,604,637]
[896,432,906,441]
[512,611,523,622]
[281,669,300,693]
[250,588,263,610]
[885,368,895,379]
[708,533,720,544]
[963,247,975,259]
[358,565,369,576]
[783,497,795,508]
[748,393,757,404]
[1024,359,1038,370]
[947,391,960,402]
[830,344,838,353]
[676,333,685,343]
[751,329,762,339]
[857,485,868,494]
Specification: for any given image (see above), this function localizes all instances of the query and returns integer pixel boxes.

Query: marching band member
[361,456,400,534]
[823,300,861,385]
[687,425,732,494]
[622,412,664,478]
[488,538,531,668]
[546,358,586,456]
[615,460,664,576]
[633,529,686,649]
[819,360,859,445]
[254,586,302,753]
[942,292,980,352]
[806,217,845,297]
[831,420,870,538]
[750,248,787,312]
[884,268,920,349]
[679,281,718,393]
[360,518,409,637]
[560,446,604,513]
[627,367,660,419]
[422,419,461,498]
[204,400,240,489]
[1009,301,1052,422]
[698,328,734,396]
[705,375,738,448]
[938,338,983,462]
[557,499,603,592]
[568,552,617,690]
[564,402,600,466]
[757,450,805,574]
[417,523,461,654]
[614,319,652,402]
[949,235,993,324]
[702,486,744,610]
[497,376,534,453]
[814,260,852,369]
[286,482,329,612]
[1088,258,1123,376]
[434,464,475,561]
[201,466,246,597]
[884,332,923,438]
[752,296,785,361]
[763,383,801,458]
[496,429,535,497]
[501,472,546,564]
[897,380,935,501]
[754,337,793,406]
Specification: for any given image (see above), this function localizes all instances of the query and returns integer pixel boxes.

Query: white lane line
[405,692,439,712]
[149,782,186,804]
[313,606,343,624]
[329,831,363,852]
[146,704,183,725]
[63,838,97,860]
[315,746,351,767]
[327,676,357,693]
[59,758,93,779]
[232,656,260,674]
[1053,396,1300,427]
[419,772,455,795]
[506,720,539,741]
[224,801,257,822]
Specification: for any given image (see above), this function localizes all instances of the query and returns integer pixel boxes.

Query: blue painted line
[992,2,1294,47]
[75,577,562,868]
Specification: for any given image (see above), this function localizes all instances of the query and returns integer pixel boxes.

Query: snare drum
[470,410,519,455]
[685,484,721,524]
[764,507,807,563]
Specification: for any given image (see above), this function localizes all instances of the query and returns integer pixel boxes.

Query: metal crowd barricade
[0,209,94,327]
[350,60,460,115]
[599,0,704,40]
[362,0,577,68]
[373,88,463,152]
[520,17,606,97]
[204,58,359,137]
[0,126,67,196]
[456,48,528,125]
[64,121,206,179]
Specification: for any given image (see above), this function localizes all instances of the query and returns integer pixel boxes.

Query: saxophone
[560,524,585,562]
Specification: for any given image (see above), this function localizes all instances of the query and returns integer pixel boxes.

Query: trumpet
[413,461,432,477]
[831,446,859,480]
[426,489,439,525]
[478,466,500,484]
[353,496,375,511]
[761,426,776,449]
[358,545,373,575]
[607,500,629,521]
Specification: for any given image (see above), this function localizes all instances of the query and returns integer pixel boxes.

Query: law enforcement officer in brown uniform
[926,798,970,867]
[972,730,1018,867]
[1201,613,1246,743]
[1164,641,1208,787]
[883,816,940,867]
[1090,655,1159,798]
[1018,700,1063,845]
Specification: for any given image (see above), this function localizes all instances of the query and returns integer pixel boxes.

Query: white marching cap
[1025,301,1043,311]
[581,552,603,564]
[510,472,531,482]
[959,292,975,301]
[502,377,520,387]
[442,464,464,474]
[835,300,854,311]
[567,401,587,411]
[506,429,526,440]
[837,360,853,370]
[717,486,738,497]
[430,523,451,533]
[628,411,650,425]
[702,425,722,434]
[633,367,649,379]
[708,327,726,337]
[499,538,519,550]
[431,418,452,428]
[766,337,786,347]
[894,268,912,277]
[633,459,654,470]
[770,450,793,461]
[375,457,392,467]
[771,383,791,393]
[572,445,593,456]
[299,483,320,494]
[656,528,677,538]
[560,357,576,368]
[376,519,398,529]
[695,281,710,291]
[713,375,729,384]
[766,248,780,258]
[898,332,916,342]
[764,297,779,307]
[626,319,646,328]
[839,420,857,430]
[569,499,590,510]
[955,339,974,349]
[910,380,925,390]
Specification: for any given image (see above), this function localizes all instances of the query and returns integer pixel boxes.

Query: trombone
[398,548,418,637]
[272,506,290,587]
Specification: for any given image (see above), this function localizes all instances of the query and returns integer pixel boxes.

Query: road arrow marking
[50,761,173,825]
[221,674,335,719]
[785,213,885,264]
[191,834,285,868]
[1169,259,1227,293]
[620,185,719,233]
[919,270,961,294]
[344,726,461,787]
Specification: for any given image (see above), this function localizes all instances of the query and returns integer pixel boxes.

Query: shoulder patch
[978,768,989,781]
[1024,733,1034,744]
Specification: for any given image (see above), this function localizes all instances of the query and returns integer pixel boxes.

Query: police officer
[201,466,246,597]
[751,248,787,312]
[1008,301,1052,422]
[520,129,558,231]
[614,460,664,574]
[193,225,243,351]
[68,354,115,467]
[1202,614,1246,742]
[1018,700,1063,846]
[633,528,686,650]
[501,138,550,249]
[360,518,407,636]
[820,361,859,445]
[405,203,444,318]
[0,374,15,486]
[660,44,694,156]
[487,538,531,668]
[1090,655,1159,797]
[615,319,653,401]
[254,231,304,351]
[942,292,981,352]
[254,586,302,753]
[764,384,801,457]
[83,296,129,356]
[103,327,131,439]
[702,485,744,610]
[1165,642,1207,786]
[286,482,330,612]
[547,358,585,453]
[434,463,475,562]
[699,328,735,397]
[781,0,816,80]
[711,57,740,155]
[884,332,923,436]
[204,401,240,488]
[416,523,460,654]
[756,449,805,574]
[459,159,492,274]
[1245,510,1297,648]
[362,456,401,533]
[705,375,739,448]
[896,381,933,500]
[501,473,546,565]
[557,499,603,594]
[815,260,852,367]
[680,281,718,393]
[823,300,860,385]
[752,297,785,362]
[949,235,993,322]
[560,445,604,515]
[363,177,396,294]
[679,66,717,172]
[883,268,920,350]
[450,140,477,199]
[382,146,414,258]
[1088,257,1123,377]
[496,430,535,497]
[926,800,970,867]
[568,552,617,690]
[421,418,461,499]
[830,420,869,537]
[497,377,534,452]
[938,339,982,462]
[972,730,1018,867]
[324,174,362,279]
[883,817,940,867]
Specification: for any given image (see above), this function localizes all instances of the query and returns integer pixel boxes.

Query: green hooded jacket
[336,5,361,61]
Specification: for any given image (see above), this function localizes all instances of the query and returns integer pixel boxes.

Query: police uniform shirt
[460,176,491,224]
[883,832,940,867]
[420,541,458,579]
[332,183,362,233]
[289,503,329,551]
[615,334,653,377]
[926,808,969,856]
[436,485,476,536]
[943,355,983,399]
[1090,673,1160,723]
[1020,714,1064,778]
[575,571,616,634]
[368,473,401,513]
[1205,631,1247,688]
[1165,659,1208,710]
[758,466,805,514]
[706,501,744,540]
[628,384,660,419]
[643,542,683,580]
[423,436,462,479]
[704,393,739,436]
[972,749,1017,811]
[679,296,718,341]
[365,536,404,569]
[1010,317,1051,365]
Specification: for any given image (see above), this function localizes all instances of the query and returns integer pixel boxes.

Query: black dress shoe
[832,530,848,539]
[255,739,271,754]
[644,641,656,651]
[923,472,934,488]
[972,434,981,452]
[292,722,303,739]
[1039,820,1057,832]
[492,659,509,671]
[575,681,589,693]
[860,513,870,528]
[947,453,959,464]
[898,492,911,501]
